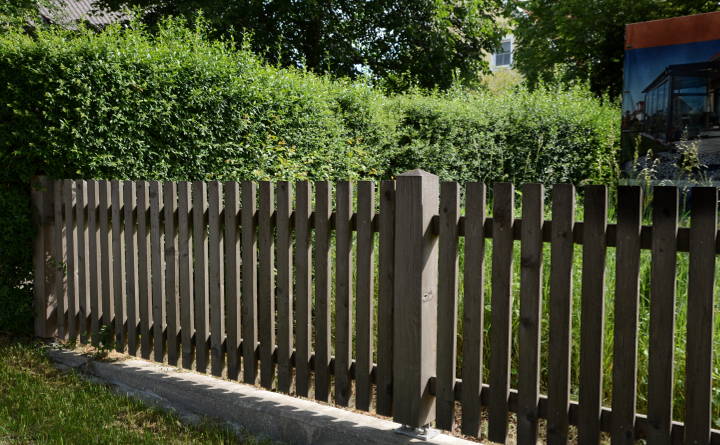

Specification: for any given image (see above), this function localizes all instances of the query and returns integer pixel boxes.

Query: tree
[95,0,507,91]
[510,0,719,97]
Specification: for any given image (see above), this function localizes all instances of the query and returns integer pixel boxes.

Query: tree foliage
[94,0,507,91]
[510,0,720,97]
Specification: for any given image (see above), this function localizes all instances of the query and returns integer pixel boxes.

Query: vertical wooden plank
[376,180,395,416]
[150,181,165,362]
[258,181,275,389]
[178,182,194,369]
[164,182,180,366]
[124,181,139,356]
[276,181,293,393]
[75,180,89,342]
[392,170,439,428]
[611,186,642,445]
[314,181,332,402]
[518,183,544,444]
[646,186,678,445]
[462,182,486,437]
[111,180,125,351]
[208,181,225,376]
[137,181,152,359]
[488,183,514,443]
[225,181,241,380]
[88,180,101,345]
[546,184,575,445]
[99,180,113,330]
[335,180,353,407]
[684,186,717,445]
[355,181,375,411]
[295,181,312,397]
[192,181,209,373]
[578,185,608,445]
[64,180,78,341]
[436,181,459,430]
[53,180,65,339]
[242,181,258,384]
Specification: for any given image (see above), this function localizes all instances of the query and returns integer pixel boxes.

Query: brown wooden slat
[224,181,241,380]
[75,180,89,342]
[208,181,225,376]
[192,181,209,372]
[242,181,258,384]
[684,186,717,445]
[335,181,353,406]
[137,181,152,358]
[488,183,514,443]
[376,180,395,416]
[461,182,486,437]
[517,183,544,444]
[355,181,375,411]
[258,181,276,389]
[111,180,125,351]
[164,182,180,366]
[88,180,101,345]
[149,181,165,362]
[63,180,77,340]
[276,181,293,393]
[314,181,332,402]
[646,186,679,445]
[178,182,194,369]
[546,184,575,445]
[578,185,608,444]
[99,180,113,329]
[611,186,642,445]
[294,181,312,397]
[124,181,139,356]
[53,180,65,338]
[436,181,460,431]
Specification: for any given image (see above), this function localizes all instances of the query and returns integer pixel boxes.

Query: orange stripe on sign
[626,11,720,50]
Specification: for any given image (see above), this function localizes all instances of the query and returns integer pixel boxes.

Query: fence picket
[462,182,486,437]
[150,181,165,362]
[178,182,194,370]
[355,181,375,411]
[335,181,353,406]
[99,180,113,330]
[546,184,575,445]
[277,181,293,393]
[314,181,332,402]
[578,185,608,444]
[208,181,225,376]
[611,186,642,445]
[242,181,258,384]
[295,181,312,397]
[64,180,77,340]
[684,186,717,445]
[88,181,101,345]
[53,180,65,338]
[192,181,209,372]
[258,181,276,389]
[164,182,180,366]
[376,180,395,416]
[75,180,89,342]
[225,182,241,380]
[646,186,679,445]
[124,181,139,356]
[137,181,151,358]
[488,183,514,443]
[518,183,544,444]
[111,180,125,351]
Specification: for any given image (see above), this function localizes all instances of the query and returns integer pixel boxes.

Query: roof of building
[38,0,127,29]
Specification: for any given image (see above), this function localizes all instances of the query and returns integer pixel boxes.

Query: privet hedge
[0,20,619,333]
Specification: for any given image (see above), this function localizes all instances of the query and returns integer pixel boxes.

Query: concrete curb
[48,349,481,445]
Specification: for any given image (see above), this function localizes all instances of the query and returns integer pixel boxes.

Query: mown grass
[0,336,273,444]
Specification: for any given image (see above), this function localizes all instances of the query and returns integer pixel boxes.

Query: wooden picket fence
[31,172,720,444]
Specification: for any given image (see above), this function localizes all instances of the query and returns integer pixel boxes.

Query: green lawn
[0,336,272,444]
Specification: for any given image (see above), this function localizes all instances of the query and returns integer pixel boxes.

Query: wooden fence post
[393,169,439,433]
[32,176,58,338]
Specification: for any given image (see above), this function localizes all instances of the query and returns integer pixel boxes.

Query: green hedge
[0,19,619,334]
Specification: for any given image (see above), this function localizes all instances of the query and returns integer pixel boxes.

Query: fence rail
[31,173,720,444]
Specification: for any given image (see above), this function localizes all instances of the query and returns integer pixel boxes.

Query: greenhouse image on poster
[622,11,720,159]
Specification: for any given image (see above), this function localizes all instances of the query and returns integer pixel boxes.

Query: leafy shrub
[0,19,619,333]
